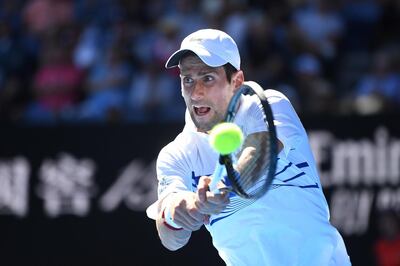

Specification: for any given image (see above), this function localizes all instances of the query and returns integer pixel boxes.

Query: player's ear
[233,70,244,92]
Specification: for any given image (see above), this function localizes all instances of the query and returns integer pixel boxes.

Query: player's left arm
[236,131,283,174]
[195,176,230,215]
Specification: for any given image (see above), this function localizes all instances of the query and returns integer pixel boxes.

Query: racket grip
[209,163,226,194]
[163,204,183,230]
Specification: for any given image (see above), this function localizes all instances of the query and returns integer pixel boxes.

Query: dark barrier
[1,116,399,266]
[0,124,222,266]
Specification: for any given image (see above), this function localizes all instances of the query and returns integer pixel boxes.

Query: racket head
[221,82,278,199]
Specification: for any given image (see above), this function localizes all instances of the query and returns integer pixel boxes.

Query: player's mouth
[193,105,211,116]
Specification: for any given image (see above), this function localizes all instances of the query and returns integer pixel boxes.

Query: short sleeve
[146,138,192,220]
[265,90,306,157]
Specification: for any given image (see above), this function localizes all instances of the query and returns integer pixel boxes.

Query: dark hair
[179,51,239,82]
[223,63,238,82]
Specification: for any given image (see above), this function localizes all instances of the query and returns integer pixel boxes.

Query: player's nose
[191,82,205,100]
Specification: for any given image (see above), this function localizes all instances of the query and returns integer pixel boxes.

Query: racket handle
[163,205,183,230]
[209,163,226,194]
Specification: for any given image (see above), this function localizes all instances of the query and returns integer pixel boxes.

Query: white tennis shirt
[148,89,351,266]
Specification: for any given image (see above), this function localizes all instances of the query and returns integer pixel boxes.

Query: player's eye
[203,75,214,82]
[182,77,194,85]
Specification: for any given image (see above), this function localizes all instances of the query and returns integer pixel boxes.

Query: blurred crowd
[0,0,400,124]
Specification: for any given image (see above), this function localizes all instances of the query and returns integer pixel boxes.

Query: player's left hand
[195,176,230,215]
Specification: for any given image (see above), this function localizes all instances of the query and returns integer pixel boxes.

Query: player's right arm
[154,140,207,251]
[155,192,205,251]
[153,137,229,250]
[156,180,229,251]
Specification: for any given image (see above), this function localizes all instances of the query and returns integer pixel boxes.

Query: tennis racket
[208,81,278,199]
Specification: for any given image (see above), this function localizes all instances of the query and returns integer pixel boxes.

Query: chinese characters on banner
[36,153,97,217]
[0,153,157,218]
[0,157,30,217]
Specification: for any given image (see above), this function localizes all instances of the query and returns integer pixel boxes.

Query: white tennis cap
[165,29,241,70]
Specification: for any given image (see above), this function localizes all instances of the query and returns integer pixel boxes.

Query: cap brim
[165,46,228,69]
[165,49,191,69]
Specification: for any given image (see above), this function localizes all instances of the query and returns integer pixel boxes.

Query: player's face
[179,55,243,132]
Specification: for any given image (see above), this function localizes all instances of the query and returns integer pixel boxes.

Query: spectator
[23,0,74,36]
[289,0,344,60]
[74,44,132,122]
[353,50,400,115]
[0,20,31,121]
[166,0,207,39]
[242,11,289,88]
[292,53,336,115]
[0,0,399,123]
[126,61,183,122]
[223,0,250,49]
[73,24,104,70]
[24,41,84,123]
[340,0,382,52]
[152,16,182,67]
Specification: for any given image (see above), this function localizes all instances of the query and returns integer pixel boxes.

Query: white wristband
[163,204,183,229]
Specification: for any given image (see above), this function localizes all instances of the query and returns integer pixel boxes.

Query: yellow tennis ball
[209,122,244,155]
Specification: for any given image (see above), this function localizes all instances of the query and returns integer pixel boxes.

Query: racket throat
[221,155,249,198]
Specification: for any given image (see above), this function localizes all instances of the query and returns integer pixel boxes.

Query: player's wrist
[162,204,183,230]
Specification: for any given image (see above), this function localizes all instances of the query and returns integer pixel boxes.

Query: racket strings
[234,132,273,196]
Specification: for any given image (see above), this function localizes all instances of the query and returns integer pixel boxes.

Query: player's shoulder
[243,81,290,102]
[158,131,198,159]
[160,132,188,154]
[264,89,290,103]
[242,89,290,107]
[241,88,291,114]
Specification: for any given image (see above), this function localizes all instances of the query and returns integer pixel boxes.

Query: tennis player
[146,29,351,265]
